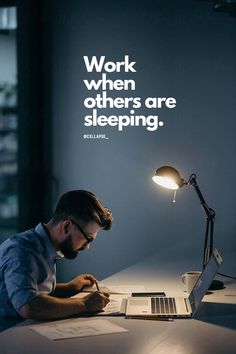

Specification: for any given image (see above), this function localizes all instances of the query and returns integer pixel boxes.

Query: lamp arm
[188,174,215,220]
[188,174,215,267]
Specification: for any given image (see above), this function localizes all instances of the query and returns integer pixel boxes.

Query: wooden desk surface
[1,251,236,354]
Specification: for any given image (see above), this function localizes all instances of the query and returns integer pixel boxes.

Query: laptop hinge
[184,298,192,313]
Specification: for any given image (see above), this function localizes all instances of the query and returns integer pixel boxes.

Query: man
[0,190,112,320]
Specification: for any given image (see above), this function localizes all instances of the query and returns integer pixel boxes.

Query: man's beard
[60,234,82,259]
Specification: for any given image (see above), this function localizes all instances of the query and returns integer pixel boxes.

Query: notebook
[125,248,222,319]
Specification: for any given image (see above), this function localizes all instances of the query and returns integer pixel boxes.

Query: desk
[1,252,236,354]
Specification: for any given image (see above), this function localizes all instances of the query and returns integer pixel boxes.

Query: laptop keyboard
[151,297,177,314]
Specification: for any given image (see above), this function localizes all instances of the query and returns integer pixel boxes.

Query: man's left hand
[68,274,97,293]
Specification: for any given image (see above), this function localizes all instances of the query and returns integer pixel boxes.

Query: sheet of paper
[98,295,127,315]
[106,285,150,294]
[82,283,149,295]
[30,318,128,340]
[72,293,127,315]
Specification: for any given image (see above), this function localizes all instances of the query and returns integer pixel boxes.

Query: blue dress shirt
[0,223,60,318]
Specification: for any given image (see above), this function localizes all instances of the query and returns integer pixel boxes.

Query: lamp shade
[152,166,184,190]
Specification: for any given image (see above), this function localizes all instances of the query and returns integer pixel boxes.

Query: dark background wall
[17,0,53,231]
[50,0,236,281]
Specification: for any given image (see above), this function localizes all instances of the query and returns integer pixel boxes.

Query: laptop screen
[188,249,222,314]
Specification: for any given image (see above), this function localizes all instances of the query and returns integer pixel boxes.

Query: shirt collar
[35,223,62,261]
[56,250,64,259]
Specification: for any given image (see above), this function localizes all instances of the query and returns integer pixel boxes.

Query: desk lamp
[152,165,224,290]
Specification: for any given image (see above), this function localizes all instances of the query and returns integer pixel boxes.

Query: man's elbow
[19,303,32,319]
[18,294,57,320]
[18,296,44,320]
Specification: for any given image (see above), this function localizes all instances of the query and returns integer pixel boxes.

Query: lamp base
[209,279,224,290]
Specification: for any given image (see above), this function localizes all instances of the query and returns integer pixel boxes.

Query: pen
[95,280,100,292]
[126,316,173,321]
[150,317,173,322]
[142,318,173,322]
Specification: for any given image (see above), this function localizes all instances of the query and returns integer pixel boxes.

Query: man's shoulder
[0,227,41,258]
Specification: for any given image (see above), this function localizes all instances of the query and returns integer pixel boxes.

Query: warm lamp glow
[152,175,179,190]
[152,166,184,189]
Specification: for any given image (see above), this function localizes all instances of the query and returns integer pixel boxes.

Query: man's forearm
[52,282,78,298]
[19,293,87,320]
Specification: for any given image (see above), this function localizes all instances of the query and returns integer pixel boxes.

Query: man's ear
[61,220,72,235]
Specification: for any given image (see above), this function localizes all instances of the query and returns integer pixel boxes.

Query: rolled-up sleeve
[2,247,39,313]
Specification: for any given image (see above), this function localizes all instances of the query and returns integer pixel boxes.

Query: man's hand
[82,292,110,312]
[68,274,97,293]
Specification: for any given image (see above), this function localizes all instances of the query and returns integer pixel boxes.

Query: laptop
[125,248,222,319]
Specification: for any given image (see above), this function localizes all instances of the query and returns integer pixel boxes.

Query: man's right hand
[82,292,110,312]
